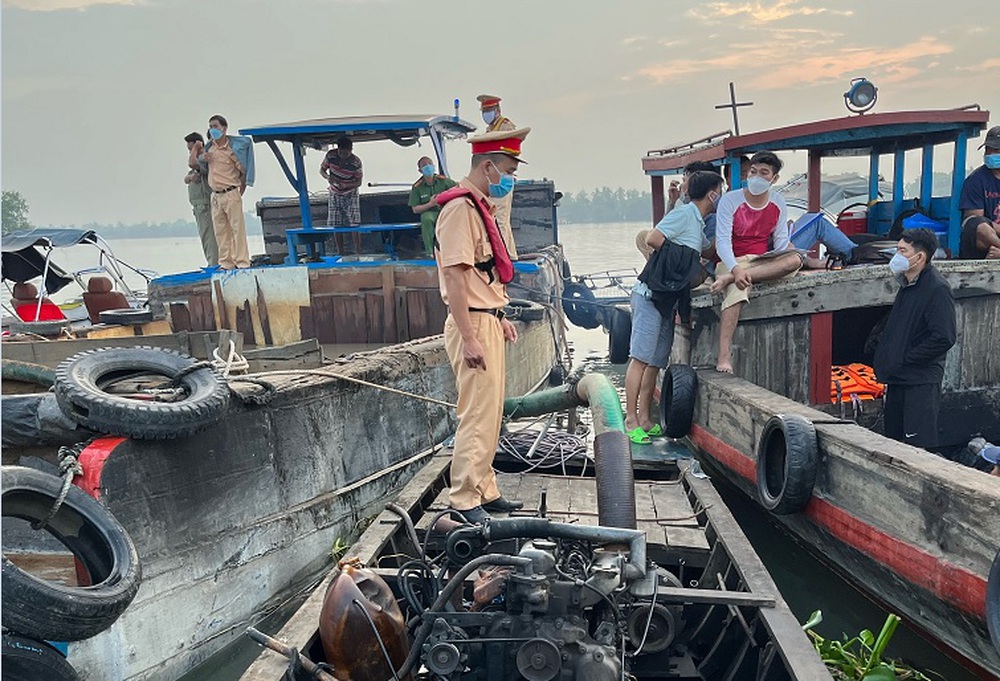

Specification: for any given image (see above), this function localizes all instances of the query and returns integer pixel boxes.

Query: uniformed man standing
[434,127,530,524]
[476,94,519,259]
[409,155,457,257]
[183,132,219,266]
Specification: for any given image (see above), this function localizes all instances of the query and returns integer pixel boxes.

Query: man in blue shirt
[624,171,722,444]
[958,125,1000,259]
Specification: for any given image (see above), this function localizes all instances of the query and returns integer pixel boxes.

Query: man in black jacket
[873,228,956,449]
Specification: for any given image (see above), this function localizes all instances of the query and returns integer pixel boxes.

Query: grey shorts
[629,290,675,367]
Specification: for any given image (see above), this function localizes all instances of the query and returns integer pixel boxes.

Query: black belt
[467,307,505,320]
[213,186,239,194]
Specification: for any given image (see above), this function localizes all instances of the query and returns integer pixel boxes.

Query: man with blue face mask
[433,127,529,524]
[191,114,255,269]
[409,156,457,257]
[958,125,1000,259]
[477,94,519,259]
[873,228,956,450]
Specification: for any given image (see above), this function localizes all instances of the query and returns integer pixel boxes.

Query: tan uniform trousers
[444,312,505,510]
[211,188,250,269]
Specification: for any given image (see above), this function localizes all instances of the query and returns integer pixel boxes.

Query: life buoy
[660,364,697,438]
[756,414,818,515]
[561,281,601,329]
[988,549,1000,656]
[608,307,632,365]
[1,466,141,642]
[1,633,80,681]
[54,346,229,440]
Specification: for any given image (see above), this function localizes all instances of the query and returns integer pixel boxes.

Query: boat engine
[405,520,682,681]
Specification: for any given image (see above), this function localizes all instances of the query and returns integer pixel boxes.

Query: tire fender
[54,346,229,440]
[660,365,697,438]
[1,633,80,681]
[1,466,141,642]
[607,308,632,365]
[756,414,819,515]
[561,281,601,330]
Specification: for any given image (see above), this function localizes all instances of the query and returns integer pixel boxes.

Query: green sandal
[627,427,651,445]
[646,424,665,438]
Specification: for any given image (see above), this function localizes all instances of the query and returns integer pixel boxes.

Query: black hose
[385,502,422,557]
[396,554,533,677]
[594,431,636,529]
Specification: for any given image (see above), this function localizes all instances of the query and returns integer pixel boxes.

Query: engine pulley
[515,638,561,681]
[425,641,461,676]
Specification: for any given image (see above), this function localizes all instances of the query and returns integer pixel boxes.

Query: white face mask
[745,175,772,196]
[483,110,497,125]
[888,252,913,275]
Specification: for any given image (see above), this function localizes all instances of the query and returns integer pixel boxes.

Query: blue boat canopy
[239,114,476,147]
[239,113,479,245]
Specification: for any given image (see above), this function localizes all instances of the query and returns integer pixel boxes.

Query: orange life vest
[830,363,885,402]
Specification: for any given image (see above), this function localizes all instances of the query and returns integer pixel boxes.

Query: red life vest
[435,186,514,284]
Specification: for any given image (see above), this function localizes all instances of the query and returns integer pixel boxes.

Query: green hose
[502,373,625,435]
[2,359,56,388]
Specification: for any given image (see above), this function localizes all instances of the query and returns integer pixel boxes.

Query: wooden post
[808,150,822,213]
[381,265,397,343]
[651,175,665,226]
[809,312,833,406]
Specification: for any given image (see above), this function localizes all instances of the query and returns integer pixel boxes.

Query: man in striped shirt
[321,136,364,255]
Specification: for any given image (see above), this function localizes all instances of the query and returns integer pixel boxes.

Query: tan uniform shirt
[435,178,508,310]
[204,140,245,191]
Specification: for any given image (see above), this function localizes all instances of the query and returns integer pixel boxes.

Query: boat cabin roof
[239,114,477,146]
[642,108,991,175]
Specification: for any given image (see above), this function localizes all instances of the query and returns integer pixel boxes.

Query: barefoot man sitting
[710,151,804,372]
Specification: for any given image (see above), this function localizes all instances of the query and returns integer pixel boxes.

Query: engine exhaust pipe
[503,373,636,529]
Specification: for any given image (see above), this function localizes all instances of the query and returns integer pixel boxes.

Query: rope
[32,438,92,531]
[211,339,249,377]
[169,360,214,388]
[229,368,458,409]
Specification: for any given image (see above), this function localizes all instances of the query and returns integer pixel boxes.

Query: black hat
[978,126,1000,151]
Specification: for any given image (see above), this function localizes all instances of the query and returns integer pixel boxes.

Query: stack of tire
[1,346,224,678]
[2,466,142,680]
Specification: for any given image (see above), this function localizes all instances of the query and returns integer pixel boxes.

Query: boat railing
[645,130,731,158]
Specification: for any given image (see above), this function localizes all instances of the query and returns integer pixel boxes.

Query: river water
[25,225,976,680]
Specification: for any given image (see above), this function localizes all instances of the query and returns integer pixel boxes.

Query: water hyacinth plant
[801,611,936,680]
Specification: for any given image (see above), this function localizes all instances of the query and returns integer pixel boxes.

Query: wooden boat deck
[417,472,709,552]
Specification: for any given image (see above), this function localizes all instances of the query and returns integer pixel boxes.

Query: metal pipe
[483,518,646,581]
[245,627,336,681]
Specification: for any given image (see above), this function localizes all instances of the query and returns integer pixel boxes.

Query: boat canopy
[641,107,991,252]
[1,228,99,253]
[1,229,98,293]
[239,113,477,235]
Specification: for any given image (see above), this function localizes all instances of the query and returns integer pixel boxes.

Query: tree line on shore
[1,190,261,237]
[559,187,653,224]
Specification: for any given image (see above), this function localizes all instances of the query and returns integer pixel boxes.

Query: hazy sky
[2,0,997,226]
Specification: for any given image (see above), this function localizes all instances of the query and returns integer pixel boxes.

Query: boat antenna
[715,82,753,136]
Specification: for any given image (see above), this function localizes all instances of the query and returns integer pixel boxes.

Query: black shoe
[482,496,524,513]
[455,505,490,524]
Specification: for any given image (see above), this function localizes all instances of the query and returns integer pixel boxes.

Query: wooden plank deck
[417,473,709,551]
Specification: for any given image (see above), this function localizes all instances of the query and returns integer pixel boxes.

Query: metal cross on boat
[715,82,753,136]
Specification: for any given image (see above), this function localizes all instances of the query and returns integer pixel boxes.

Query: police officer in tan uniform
[435,127,530,523]
[477,94,519,259]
